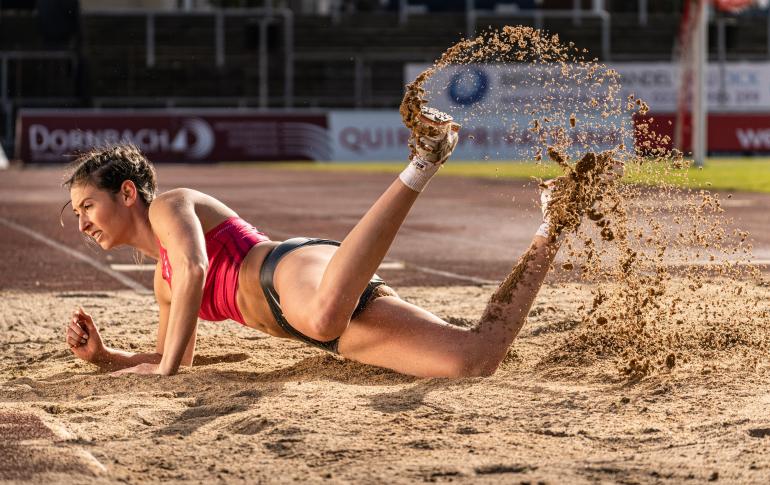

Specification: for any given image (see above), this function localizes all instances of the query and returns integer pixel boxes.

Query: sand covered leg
[337,234,559,378]
[472,236,560,369]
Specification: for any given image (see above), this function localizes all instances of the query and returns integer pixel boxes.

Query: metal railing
[395,0,612,60]
[6,4,770,155]
[85,7,294,109]
[0,51,78,154]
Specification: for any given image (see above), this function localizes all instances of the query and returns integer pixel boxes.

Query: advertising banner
[406,61,770,113]
[328,110,626,162]
[403,62,634,159]
[328,111,412,161]
[16,110,330,163]
[637,113,770,153]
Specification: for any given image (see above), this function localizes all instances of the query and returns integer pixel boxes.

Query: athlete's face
[70,183,128,250]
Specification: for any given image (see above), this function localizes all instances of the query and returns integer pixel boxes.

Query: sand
[4,24,769,484]
[2,282,770,484]
[400,25,766,381]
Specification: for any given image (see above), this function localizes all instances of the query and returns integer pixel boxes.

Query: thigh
[337,296,475,377]
[272,244,336,332]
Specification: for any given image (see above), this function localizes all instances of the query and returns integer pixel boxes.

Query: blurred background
[2,0,769,165]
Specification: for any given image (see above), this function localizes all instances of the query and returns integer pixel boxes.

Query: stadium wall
[15,60,770,163]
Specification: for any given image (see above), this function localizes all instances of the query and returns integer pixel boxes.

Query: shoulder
[151,188,202,206]
[149,188,236,241]
[148,189,204,240]
[149,188,207,218]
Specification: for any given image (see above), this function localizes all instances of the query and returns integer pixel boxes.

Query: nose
[78,214,90,234]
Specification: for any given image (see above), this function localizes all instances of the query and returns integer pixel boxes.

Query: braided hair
[62,143,157,204]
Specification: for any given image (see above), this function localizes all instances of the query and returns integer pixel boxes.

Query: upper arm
[149,190,208,272]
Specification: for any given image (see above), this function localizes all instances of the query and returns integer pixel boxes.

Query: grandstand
[2,0,769,159]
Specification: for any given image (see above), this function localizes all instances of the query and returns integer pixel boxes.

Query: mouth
[91,230,103,242]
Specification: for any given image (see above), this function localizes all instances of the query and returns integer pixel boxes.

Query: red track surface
[1,165,768,292]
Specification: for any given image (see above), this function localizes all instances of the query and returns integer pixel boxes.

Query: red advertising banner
[15,110,330,163]
[635,113,770,154]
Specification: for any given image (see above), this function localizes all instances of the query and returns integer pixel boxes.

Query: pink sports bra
[157,217,271,324]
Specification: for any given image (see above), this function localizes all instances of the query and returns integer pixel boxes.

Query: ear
[120,180,139,207]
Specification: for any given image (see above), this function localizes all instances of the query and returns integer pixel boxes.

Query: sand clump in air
[401,26,769,380]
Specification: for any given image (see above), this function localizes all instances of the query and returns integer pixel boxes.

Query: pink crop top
[157,217,271,324]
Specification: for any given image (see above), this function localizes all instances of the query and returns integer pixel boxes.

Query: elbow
[189,260,208,277]
[177,260,208,284]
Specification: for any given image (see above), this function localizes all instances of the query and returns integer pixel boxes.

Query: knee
[444,351,501,378]
[302,298,352,342]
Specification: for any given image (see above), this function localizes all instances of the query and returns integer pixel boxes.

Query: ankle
[399,155,441,193]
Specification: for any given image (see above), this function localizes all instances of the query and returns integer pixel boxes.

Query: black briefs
[259,237,387,354]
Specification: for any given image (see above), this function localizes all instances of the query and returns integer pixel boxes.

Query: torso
[151,188,290,337]
[236,240,286,335]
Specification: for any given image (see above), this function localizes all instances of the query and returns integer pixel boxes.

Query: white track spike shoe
[400,107,461,192]
[413,107,460,164]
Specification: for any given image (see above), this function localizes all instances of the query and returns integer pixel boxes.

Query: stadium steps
[6,9,769,105]
[476,15,604,59]
[722,16,768,60]
[293,13,463,54]
[0,11,48,50]
[610,14,679,60]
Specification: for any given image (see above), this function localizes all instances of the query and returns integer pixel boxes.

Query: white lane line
[407,263,497,285]
[110,264,156,272]
[662,259,770,266]
[77,449,108,474]
[262,224,497,284]
[378,261,405,270]
[0,217,150,294]
[720,199,755,208]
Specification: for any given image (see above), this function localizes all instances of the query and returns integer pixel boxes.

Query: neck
[124,203,158,260]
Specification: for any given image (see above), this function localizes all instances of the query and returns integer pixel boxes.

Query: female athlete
[64,108,572,378]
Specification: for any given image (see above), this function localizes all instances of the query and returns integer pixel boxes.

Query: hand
[66,307,106,364]
[111,363,160,376]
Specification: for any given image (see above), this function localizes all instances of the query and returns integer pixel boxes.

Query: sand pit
[1,284,769,483]
[2,23,769,484]
[0,407,106,482]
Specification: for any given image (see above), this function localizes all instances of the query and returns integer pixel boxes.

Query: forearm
[158,265,205,375]
[93,347,162,372]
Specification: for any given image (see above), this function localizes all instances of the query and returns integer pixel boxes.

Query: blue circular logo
[448,68,489,106]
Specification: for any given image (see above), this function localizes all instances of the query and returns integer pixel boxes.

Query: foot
[411,106,460,164]
[400,107,461,192]
[535,179,557,239]
[599,157,625,185]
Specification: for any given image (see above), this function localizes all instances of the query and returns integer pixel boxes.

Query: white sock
[399,155,441,193]
[536,180,559,240]
[535,221,552,239]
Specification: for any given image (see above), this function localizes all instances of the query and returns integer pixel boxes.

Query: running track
[1,165,768,293]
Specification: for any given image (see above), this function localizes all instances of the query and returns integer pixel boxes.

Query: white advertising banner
[400,62,634,159]
[405,61,770,113]
[328,111,411,161]
[328,109,627,162]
